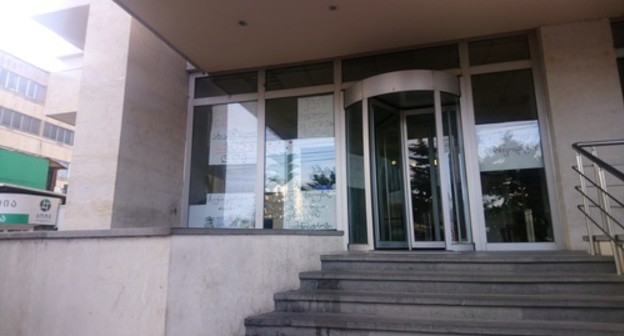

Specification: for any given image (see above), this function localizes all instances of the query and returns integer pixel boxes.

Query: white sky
[0,0,85,71]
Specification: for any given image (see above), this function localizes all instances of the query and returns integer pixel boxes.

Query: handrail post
[576,152,595,255]
[596,162,623,274]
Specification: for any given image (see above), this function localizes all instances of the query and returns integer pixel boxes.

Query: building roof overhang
[111,0,624,73]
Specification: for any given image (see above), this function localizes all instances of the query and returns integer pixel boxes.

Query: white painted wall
[0,237,171,336]
[165,234,344,336]
[539,19,624,250]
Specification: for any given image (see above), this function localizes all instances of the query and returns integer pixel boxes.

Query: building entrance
[345,70,472,250]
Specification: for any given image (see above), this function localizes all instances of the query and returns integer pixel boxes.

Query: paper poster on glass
[297,95,334,138]
[476,120,543,172]
[208,103,257,165]
[189,193,255,228]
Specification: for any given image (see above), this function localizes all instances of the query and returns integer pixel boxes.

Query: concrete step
[245,312,624,336]
[300,271,624,295]
[274,290,624,323]
[321,251,617,274]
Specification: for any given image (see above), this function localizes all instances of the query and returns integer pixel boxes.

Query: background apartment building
[0,50,75,193]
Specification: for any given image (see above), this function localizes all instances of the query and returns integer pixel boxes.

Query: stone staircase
[245,251,624,335]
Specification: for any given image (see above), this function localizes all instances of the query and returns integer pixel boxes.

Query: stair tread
[276,290,624,307]
[322,251,615,263]
[301,270,624,282]
[246,311,624,334]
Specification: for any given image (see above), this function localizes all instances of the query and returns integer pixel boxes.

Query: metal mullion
[333,59,349,247]
[399,110,414,250]
[466,60,533,75]
[181,72,197,227]
[193,93,259,106]
[363,97,376,250]
[255,69,266,229]
[434,90,453,249]
[459,40,486,250]
[530,31,564,250]
[576,154,595,254]
[264,84,335,99]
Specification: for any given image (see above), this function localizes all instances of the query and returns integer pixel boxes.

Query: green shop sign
[0,214,29,224]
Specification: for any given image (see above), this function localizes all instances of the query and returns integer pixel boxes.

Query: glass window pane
[612,21,624,49]
[469,35,530,66]
[31,119,41,135]
[265,62,333,91]
[343,44,459,82]
[472,69,553,243]
[10,112,21,128]
[194,71,257,98]
[264,94,336,230]
[21,116,31,132]
[43,123,52,138]
[7,72,19,91]
[1,109,11,126]
[18,78,29,95]
[35,85,46,102]
[345,101,367,244]
[27,82,37,99]
[0,69,8,87]
[188,102,258,228]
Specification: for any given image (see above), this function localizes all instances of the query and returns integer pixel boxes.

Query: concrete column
[538,19,624,250]
[63,0,188,230]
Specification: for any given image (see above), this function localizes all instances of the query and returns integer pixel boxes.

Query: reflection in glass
[441,93,471,243]
[469,35,530,66]
[346,102,367,244]
[472,70,553,243]
[343,44,459,82]
[406,112,442,242]
[188,102,258,228]
[264,94,336,230]
[371,101,406,245]
[194,72,258,98]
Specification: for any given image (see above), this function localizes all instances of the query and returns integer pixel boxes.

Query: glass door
[370,99,408,248]
[368,88,470,250]
[403,110,445,248]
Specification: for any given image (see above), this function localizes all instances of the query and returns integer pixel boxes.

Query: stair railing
[572,139,624,275]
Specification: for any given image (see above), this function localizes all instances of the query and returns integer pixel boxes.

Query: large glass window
[0,68,46,103]
[469,35,530,66]
[188,102,258,228]
[43,122,73,145]
[346,101,367,243]
[0,107,42,136]
[472,69,553,243]
[265,62,333,91]
[264,94,336,230]
[194,71,257,98]
[343,44,459,82]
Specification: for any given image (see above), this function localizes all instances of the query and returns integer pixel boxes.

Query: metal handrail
[572,139,624,275]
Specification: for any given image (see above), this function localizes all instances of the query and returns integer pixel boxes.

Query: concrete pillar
[63,0,188,230]
[538,19,624,250]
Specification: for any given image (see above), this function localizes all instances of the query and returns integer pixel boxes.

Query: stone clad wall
[0,230,344,336]
[538,19,624,250]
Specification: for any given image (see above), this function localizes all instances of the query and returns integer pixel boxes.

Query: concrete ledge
[171,228,343,236]
[0,227,343,240]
